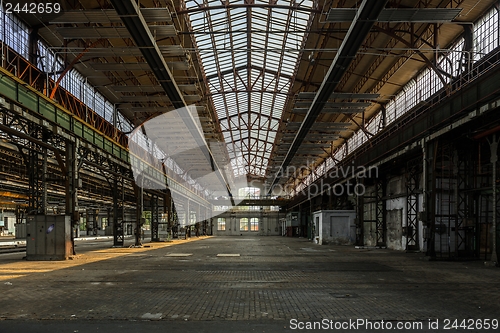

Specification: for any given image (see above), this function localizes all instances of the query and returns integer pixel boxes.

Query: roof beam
[297,92,380,99]
[48,8,173,24]
[326,8,462,23]
[109,0,234,201]
[292,108,362,114]
[268,0,388,192]
[56,26,177,39]
[294,102,371,108]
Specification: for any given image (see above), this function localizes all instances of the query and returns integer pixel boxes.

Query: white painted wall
[312,210,356,245]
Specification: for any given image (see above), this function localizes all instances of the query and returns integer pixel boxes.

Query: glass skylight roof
[185,0,313,177]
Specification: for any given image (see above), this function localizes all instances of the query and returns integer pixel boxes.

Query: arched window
[239,218,248,231]
[217,218,226,231]
[250,218,259,231]
[238,187,260,198]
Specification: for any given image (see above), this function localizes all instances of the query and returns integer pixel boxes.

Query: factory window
[474,7,499,61]
[79,217,86,231]
[101,218,107,230]
[239,218,248,231]
[238,187,260,198]
[0,6,29,58]
[37,40,63,76]
[217,218,226,231]
[250,218,259,231]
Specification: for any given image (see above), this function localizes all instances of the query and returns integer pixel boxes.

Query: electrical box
[26,215,72,260]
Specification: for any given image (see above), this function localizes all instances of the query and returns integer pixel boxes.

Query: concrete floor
[0,236,498,332]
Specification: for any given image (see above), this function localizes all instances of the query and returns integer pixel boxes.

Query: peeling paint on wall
[387,209,403,250]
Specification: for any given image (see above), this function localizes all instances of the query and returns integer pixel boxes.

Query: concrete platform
[0,236,498,332]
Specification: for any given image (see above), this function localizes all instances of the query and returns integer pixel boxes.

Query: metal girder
[177,3,320,15]
[488,135,499,264]
[294,102,372,108]
[326,8,462,23]
[119,95,199,102]
[113,177,125,246]
[406,159,420,251]
[62,45,186,58]
[86,209,98,236]
[297,92,380,99]
[151,194,160,242]
[48,8,173,24]
[109,0,234,202]
[375,178,386,247]
[292,108,363,114]
[356,178,365,246]
[268,0,388,192]
[57,25,177,39]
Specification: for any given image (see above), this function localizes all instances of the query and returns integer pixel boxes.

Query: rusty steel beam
[268,0,389,192]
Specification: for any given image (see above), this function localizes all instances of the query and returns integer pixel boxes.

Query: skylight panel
[220,119,229,130]
[252,34,267,47]
[270,119,279,129]
[185,0,313,177]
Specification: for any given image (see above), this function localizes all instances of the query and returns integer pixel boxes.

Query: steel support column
[375,178,386,247]
[151,193,159,242]
[163,190,172,239]
[186,199,190,239]
[15,204,24,226]
[41,147,47,215]
[488,134,499,264]
[172,203,178,239]
[455,142,476,257]
[134,184,143,246]
[203,207,208,236]
[65,140,78,254]
[406,158,420,251]
[27,125,45,215]
[196,204,201,236]
[86,209,98,236]
[356,179,365,246]
[113,177,125,247]
[425,141,438,258]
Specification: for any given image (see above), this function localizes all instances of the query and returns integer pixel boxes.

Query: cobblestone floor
[0,236,498,331]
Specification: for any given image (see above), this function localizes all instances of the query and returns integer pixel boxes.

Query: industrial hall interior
[0,0,500,331]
